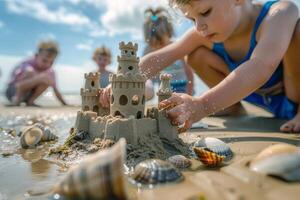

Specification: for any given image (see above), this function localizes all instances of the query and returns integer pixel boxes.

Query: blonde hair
[169,0,192,6]
[37,40,59,56]
[143,7,174,44]
[93,46,112,64]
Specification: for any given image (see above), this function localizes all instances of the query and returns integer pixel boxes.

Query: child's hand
[159,93,202,133]
[99,85,111,108]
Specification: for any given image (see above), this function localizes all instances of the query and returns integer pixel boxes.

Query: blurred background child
[143,7,194,95]
[93,46,114,88]
[5,40,67,106]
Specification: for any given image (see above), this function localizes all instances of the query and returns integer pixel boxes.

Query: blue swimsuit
[212,0,297,119]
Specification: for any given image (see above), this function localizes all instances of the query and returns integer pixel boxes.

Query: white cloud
[0,21,4,28]
[99,0,169,37]
[76,40,93,51]
[5,0,91,27]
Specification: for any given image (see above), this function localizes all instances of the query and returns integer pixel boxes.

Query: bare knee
[187,46,211,67]
[22,68,36,79]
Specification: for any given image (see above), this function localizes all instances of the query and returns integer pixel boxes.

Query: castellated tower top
[84,72,100,91]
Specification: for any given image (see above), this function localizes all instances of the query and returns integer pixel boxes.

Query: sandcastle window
[114,111,124,118]
[132,95,139,105]
[142,95,145,105]
[93,105,99,115]
[119,95,128,105]
[111,95,114,104]
[84,106,89,111]
[128,66,133,70]
[131,51,135,55]
[91,81,95,87]
[137,111,142,119]
[118,66,121,70]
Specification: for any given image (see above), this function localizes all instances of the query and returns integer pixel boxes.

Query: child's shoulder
[266,1,298,20]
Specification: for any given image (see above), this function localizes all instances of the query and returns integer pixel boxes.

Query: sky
[0,0,193,94]
[0,0,299,95]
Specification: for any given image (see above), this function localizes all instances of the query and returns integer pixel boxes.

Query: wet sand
[0,102,299,200]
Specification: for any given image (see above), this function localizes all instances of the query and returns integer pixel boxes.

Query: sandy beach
[0,102,299,200]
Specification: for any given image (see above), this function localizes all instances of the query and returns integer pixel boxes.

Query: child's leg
[14,70,46,104]
[187,46,245,115]
[26,84,49,106]
[281,19,300,132]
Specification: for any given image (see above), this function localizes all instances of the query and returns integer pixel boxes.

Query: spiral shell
[34,123,58,141]
[20,126,43,149]
[193,137,233,167]
[249,144,300,182]
[131,159,183,186]
[167,155,191,169]
[53,138,128,199]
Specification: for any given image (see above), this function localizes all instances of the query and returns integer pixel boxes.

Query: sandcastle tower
[157,74,173,103]
[109,42,147,119]
[81,72,108,116]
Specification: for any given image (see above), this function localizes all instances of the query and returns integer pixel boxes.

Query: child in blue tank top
[100,0,300,133]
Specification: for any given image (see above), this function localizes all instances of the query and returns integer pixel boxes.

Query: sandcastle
[73,42,188,165]
[75,41,179,141]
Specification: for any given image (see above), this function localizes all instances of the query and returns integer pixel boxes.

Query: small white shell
[34,123,58,141]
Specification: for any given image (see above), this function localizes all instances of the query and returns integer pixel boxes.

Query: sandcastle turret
[109,42,147,119]
[81,72,102,115]
[157,74,172,103]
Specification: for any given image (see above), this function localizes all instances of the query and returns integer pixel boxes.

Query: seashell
[20,126,43,149]
[193,137,233,167]
[167,155,191,169]
[131,159,183,186]
[249,152,300,182]
[34,123,58,141]
[53,138,128,199]
[250,144,299,167]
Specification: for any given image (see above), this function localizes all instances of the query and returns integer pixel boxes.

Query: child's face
[94,54,110,69]
[181,0,242,42]
[35,51,56,70]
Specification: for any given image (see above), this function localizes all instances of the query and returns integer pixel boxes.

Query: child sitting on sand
[143,7,194,95]
[6,40,67,106]
[93,46,114,88]
[100,0,300,133]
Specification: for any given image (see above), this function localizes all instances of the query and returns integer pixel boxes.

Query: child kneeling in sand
[6,40,67,106]
[100,0,300,133]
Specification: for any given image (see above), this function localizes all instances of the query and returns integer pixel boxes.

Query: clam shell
[193,137,233,166]
[53,138,128,199]
[250,144,299,167]
[20,126,43,149]
[250,152,300,182]
[131,159,183,186]
[167,155,191,169]
[193,147,225,167]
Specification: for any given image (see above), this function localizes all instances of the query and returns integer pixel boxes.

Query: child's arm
[162,1,299,131]
[183,58,194,95]
[53,86,68,106]
[139,28,211,79]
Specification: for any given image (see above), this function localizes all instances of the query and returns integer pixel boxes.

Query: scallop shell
[53,138,128,199]
[250,144,299,167]
[193,137,233,167]
[34,123,58,141]
[167,155,191,169]
[249,152,300,182]
[131,159,183,186]
[20,126,43,149]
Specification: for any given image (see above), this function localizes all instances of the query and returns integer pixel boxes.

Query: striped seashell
[131,159,183,186]
[193,137,233,163]
[167,155,191,169]
[53,138,128,200]
[250,151,300,182]
[193,147,225,167]
[20,126,43,149]
[33,123,58,142]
